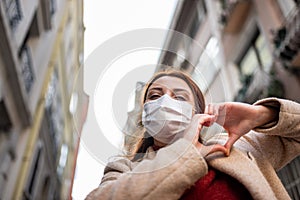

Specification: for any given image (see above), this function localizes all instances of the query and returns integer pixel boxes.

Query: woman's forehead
[149,76,192,93]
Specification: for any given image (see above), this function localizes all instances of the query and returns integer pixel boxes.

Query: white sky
[72,1,178,199]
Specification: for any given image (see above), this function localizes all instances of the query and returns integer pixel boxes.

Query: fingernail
[226,149,230,156]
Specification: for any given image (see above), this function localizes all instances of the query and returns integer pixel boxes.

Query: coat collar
[207,148,278,200]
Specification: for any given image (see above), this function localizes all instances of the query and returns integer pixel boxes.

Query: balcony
[3,0,22,31]
[19,45,35,93]
[273,7,300,68]
[234,70,285,104]
[219,0,251,34]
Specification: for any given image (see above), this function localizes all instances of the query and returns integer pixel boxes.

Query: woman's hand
[205,102,278,156]
[183,114,227,157]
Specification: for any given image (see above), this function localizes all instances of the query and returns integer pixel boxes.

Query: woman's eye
[148,94,161,100]
[174,96,186,101]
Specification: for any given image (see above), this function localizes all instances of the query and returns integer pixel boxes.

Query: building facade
[155,0,300,198]
[0,0,88,199]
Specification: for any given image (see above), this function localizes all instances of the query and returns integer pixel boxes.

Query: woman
[86,70,300,200]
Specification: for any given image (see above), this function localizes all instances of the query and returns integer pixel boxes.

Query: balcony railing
[3,0,22,31]
[20,45,35,93]
[218,0,251,33]
[234,70,284,104]
[273,7,300,68]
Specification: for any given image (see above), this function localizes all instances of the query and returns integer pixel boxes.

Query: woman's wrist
[254,105,279,128]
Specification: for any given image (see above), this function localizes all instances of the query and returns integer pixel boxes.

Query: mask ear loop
[188,106,203,143]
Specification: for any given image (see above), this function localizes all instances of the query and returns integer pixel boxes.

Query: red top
[180,168,253,200]
[152,145,253,200]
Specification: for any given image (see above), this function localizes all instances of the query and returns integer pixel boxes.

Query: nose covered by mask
[142,94,193,144]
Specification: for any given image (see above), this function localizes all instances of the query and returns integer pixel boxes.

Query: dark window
[0,99,12,132]
[28,10,41,38]
[237,27,272,78]
[19,45,35,93]
[44,69,63,161]
[234,26,275,103]
[41,176,50,200]
[41,0,56,30]
[23,142,43,200]
[189,0,207,38]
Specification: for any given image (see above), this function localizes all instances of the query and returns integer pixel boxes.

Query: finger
[187,114,216,143]
[208,144,227,156]
[184,115,207,143]
[224,133,240,156]
[202,117,216,127]
[213,104,220,118]
[197,114,216,130]
[205,104,214,115]
[206,104,222,123]
[199,144,227,157]
[215,104,226,126]
[204,104,209,114]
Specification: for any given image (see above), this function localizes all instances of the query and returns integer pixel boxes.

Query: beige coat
[86,98,300,200]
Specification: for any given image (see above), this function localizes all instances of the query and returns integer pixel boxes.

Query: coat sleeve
[245,97,300,170]
[85,138,208,200]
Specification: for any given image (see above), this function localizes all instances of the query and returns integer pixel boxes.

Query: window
[28,10,42,38]
[45,69,63,161]
[19,45,35,93]
[41,177,50,200]
[189,0,207,38]
[192,37,220,92]
[237,28,272,78]
[235,26,277,103]
[23,141,43,200]
[3,0,22,31]
[56,144,68,177]
[41,0,56,30]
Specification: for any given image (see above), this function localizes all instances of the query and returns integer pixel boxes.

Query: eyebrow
[148,87,163,92]
[173,88,190,93]
[148,87,190,94]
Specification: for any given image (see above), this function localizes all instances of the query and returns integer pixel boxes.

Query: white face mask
[142,94,193,144]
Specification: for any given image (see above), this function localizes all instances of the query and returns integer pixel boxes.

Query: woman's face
[144,76,195,108]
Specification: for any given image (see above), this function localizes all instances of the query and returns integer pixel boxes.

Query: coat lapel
[207,148,277,200]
